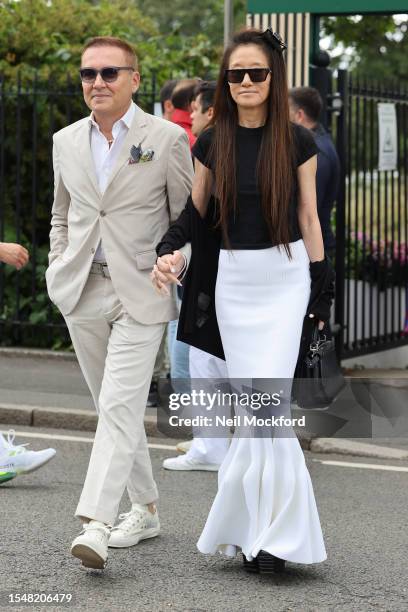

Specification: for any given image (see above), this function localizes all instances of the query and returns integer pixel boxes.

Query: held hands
[0,242,29,270]
[150,250,185,296]
[308,314,325,331]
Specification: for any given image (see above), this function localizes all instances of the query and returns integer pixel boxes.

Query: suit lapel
[104,107,149,192]
[75,120,102,198]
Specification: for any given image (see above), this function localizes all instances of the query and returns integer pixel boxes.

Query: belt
[89,262,111,278]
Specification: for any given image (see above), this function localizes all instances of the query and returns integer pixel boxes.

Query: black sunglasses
[225,68,271,84]
[79,66,134,83]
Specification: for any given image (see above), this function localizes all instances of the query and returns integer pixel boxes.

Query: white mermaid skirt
[196,240,327,564]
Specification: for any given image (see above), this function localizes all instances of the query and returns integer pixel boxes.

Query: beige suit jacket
[46,105,193,324]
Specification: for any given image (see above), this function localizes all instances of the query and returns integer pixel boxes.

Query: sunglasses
[225,68,271,84]
[79,66,134,83]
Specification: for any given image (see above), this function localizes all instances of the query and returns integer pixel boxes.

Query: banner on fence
[378,103,397,171]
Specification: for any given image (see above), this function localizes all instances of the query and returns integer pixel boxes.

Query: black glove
[306,256,335,323]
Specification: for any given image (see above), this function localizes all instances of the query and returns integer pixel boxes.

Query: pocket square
[140,149,154,163]
[128,143,155,165]
[128,144,142,165]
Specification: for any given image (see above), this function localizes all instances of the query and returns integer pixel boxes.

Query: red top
[171,109,197,150]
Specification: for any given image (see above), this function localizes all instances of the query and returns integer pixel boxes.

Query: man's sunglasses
[79,66,134,83]
[225,68,271,84]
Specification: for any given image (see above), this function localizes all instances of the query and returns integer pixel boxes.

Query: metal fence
[333,70,408,358]
[0,73,158,348]
[1,71,408,357]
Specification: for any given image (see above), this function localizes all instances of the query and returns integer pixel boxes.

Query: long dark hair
[211,29,294,257]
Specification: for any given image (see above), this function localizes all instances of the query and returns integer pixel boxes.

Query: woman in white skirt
[152,28,333,573]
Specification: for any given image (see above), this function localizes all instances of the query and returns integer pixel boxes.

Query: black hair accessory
[261,29,287,53]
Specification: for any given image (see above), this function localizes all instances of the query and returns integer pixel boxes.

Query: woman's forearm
[298,214,325,263]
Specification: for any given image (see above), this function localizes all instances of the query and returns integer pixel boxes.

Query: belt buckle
[101,263,109,278]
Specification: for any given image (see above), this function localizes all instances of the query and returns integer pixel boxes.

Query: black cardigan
[156,196,225,360]
[156,197,333,363]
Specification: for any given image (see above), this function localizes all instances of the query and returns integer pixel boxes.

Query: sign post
[224,0,233,48]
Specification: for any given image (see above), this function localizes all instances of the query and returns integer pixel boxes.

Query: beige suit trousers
[64,272,165,525]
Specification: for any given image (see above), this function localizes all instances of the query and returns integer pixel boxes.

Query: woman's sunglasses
[79,66,134,83]
[225,68,271,84]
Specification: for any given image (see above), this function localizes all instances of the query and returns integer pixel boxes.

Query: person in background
[163,81,230,471]
[146,79,181,408]
[190,80,216,137]
[288,87,341,261]
[171,79,200,150]
[0,244,56,485]
[160,79,179,121]
[0,242,29,270]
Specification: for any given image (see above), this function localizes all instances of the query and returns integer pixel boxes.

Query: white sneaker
[0,466,17,485]
[0,430,56,475]
[71,520,110,569]
[109,503,160,548]
[162,454,220,471]
[176,440,192,454]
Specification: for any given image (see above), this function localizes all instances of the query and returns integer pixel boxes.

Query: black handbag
[292,319,346,409]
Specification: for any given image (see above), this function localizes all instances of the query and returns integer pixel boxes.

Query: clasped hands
[150,250,185,296]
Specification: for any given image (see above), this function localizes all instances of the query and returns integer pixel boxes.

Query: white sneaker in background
[109,503,160,548]
[0,430,56,475]
[0,466,17,485]
[176,440,192,454]
[162,454,220,471]
[71,520,110,569]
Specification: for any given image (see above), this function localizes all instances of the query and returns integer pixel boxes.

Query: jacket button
[100,210,106,217]
[91,248,95,254]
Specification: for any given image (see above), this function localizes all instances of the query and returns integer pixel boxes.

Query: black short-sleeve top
[191,123,318,249]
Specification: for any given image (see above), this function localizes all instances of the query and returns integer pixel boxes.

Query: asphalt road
[0,356,94,411]
[1,425,407,612]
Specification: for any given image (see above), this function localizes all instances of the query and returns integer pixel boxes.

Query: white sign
[378,103,397,171]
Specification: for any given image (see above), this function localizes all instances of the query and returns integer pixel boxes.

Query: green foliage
[138,33,221,82]
[322,15,408,85]
[132,0,247,45]
[0,0,156,79]
[0,0,235,83]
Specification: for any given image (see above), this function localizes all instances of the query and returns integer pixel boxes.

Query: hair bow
[261,29,287,53]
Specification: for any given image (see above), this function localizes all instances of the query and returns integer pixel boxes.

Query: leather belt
[89,262,111,278]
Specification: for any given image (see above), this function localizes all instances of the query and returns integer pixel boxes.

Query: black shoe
[147,380,160,408]
[242,553,259,573]
[257,550,286,574]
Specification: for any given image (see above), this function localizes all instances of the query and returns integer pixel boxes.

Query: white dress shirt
[89,102,136,262]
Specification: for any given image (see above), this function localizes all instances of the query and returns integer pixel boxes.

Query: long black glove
[306,255,335,323]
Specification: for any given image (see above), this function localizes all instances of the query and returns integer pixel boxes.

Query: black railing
[334,70,408,358]
[0,73,158,348]
[1,71,408,356]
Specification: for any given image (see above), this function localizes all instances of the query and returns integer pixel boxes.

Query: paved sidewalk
[1,348,408,459]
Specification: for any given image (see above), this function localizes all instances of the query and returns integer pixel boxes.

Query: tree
[0,0,226,81]
[131,0,247,47]
[322,14,408,85]
[0,0,156,78]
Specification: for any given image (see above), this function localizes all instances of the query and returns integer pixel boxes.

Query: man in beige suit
[46,36,193,569]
